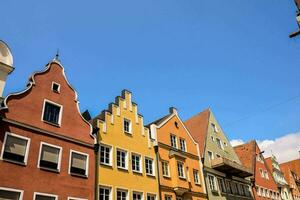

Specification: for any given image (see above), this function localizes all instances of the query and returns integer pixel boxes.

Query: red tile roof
[184,109,210,158]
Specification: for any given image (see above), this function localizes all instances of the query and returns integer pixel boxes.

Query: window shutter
[5,135,27,156]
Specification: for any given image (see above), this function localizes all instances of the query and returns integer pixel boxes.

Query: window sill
[70,173,88,179]
[146,173,155,177]
[39,166,60,173]
[132,170,143,175]
[43,120,61,127]
[100,163,113,168]
[179,176,186,180]
[163,175,171,179]
[195,183,201,186]
[117,166,129,171]
[1,158,26,166]
[124,131,132,135]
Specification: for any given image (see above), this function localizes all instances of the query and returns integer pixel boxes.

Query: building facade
[93,90,159,200]
[234,141,280,200]
[265,156,293,200]
[148,108,207,200]
[280,162,300,200]
[185,109,253,200]
[0,59,96,199]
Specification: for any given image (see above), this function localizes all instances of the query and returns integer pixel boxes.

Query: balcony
[211,157,253,178]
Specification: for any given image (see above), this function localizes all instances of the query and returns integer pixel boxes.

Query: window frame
[146,193,156,200]
[0,132,31,165]
[132,191,143,200]
[164,195,172,200]
[131,152,142,173]
[68,149,89,177]
[116,188,128,200]
[99,186,112,200]
[193,169,200,185]
[162,160,170,177]
[0,186,24,200]
[170,134,177,148]
[37,142,63,172]
[207,151,214,161]
[67,197,88,200]
[177,161,185,179]
[51,82,61,93]
[123,118,132,134]
[116,148,128,170]
[33,192,58,200]
[217,177,226,193]
[179,138,187,152]
[100,143,113,166]
[208,174,218,192]
[145,156,155,176]
[41,99,63,126]
[215,138,224,150]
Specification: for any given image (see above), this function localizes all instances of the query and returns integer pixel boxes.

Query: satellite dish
[0,40,13,67]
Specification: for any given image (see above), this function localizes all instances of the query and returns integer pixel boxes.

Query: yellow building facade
[149,108,207,200]
[94,90,159,200]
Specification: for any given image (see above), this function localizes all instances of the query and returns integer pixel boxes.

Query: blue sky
[2,0,300,143]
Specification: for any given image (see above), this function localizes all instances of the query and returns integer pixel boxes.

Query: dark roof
[147,113,171,127]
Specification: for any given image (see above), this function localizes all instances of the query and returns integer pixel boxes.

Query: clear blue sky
[2,0,300,142]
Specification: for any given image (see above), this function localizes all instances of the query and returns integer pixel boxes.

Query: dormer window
[52,82,60,93]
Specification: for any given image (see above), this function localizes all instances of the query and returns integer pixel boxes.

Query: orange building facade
[149,108,207,200]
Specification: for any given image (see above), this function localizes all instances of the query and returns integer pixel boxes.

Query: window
[1,132,30,164]
[211,123,218,132]
[52,82,60,93]
[68,198,88,200]
[116,149,127,169]
[0,187,23,200]
[38,142,62,171]
[99,187,111,200]
[238,184,245,196]
[123,118,132,133]
[208,151,214,161]
[216,138,224,149]
[193,170,200,184]
[132,153,142,173]
[147,194,156,200]
[177,162,185,178]
[42,100,62,125]
[133,192,143,200]
[211,136,215,141]
[117,189,127,200]
[226,180,232,194]
[176,197,182,200]
[162,161,170,177]
[231,182,238,195]
[100,144,112,166]
[69,150,88,176]
[264,170,269,179]
[208,175,217,191]
[170,134,177,148]
[259,168,264,178]
[217,178,226,193]
[145,157,154,175]
[179,138,186,152]
[216,154,221,158]
[34,192,57,200]
[164,195,172,200]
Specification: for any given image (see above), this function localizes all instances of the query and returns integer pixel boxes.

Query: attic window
[52,82,60,93]
[174,121,179,129]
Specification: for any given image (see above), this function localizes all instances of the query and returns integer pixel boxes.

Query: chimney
[0,40,14,97]
[169,107,177,114]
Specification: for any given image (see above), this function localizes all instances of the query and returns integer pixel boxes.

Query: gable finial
[54,49,60,62]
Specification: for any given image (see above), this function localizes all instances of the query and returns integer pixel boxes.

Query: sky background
[1,0,300,157]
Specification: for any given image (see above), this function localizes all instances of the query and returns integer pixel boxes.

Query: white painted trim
[37,141,63,172]
[131,152,143,174]
[0,60,96,144]
[51,81,61,93]
[146,193,157,200]
[100,143,113,166]
[161,160,170,178]
[115,187,129,200]
[170,134,178,149]
[179,137,187,152]
[41,99,63,126]
[132,190,144,200]
[33,192,58,200]
[99,185,113,200]
[177,161,186,179]
[115,147,129,170]
[144,156,155,176]
[0,132,31,165]
[123,118,132,134]
[68,149,89,177]
[0,186,24,200]
[67,197,88,200]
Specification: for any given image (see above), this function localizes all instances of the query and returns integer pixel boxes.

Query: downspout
[94,127,100,200]
[155,145,162,200]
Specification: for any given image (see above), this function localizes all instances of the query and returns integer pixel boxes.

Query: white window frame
[116,188,128,200]
[177,161,185,179]
[37,142,63,172]
[179,138,187,152]
[216,138,224,150]
[162,160,170,177]
[146,193,156,200]
[0,132,31,165]
[131,152,142,173]
[99,186,112,200]
[100,143,113,166]
[170,134,177,148]
[123,118,132,134]
[68,149,89,177]
[116,147,128,170]
[51,82,61,93]
[34,192,58,200]
[0,186,24,200]
[68,197,88,200]
[145,156,155,176]
[41,99,63,126]
[211,123,219,133]
[208,174,218,192]
[132,191,143,200]
[193,169,200,184]
[208,151,214,161]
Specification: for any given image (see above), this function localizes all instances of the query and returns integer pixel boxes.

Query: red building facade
[0,60,96,200]
[234,141,280,200]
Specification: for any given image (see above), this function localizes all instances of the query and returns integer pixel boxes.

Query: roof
[147,113,171,127]
[184,109,210,158]
[234,140,256,172]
